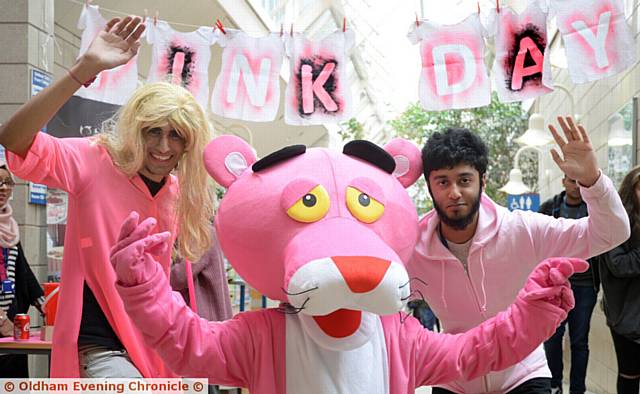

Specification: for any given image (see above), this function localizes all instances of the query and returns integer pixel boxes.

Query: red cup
[42,282,60,326]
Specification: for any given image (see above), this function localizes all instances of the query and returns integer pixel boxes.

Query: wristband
[68,69,96,88]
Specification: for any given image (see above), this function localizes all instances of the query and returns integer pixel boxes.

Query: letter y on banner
[284,30,355,125]
[408,14,491,111]
[550,0,637,83]
[211,30,284,122]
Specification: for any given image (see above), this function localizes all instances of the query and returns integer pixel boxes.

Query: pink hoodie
[6,132,178,378]
[407,173,629,393]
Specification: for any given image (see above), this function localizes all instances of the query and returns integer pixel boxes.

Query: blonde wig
[98,82,214,261]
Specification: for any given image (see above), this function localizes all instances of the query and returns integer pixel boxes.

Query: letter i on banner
[407,14,491,111]
[550,0,637,83]
[284,29,355,126]
[145,20,217,109]
[490,2,554,102]
[211,30,284,122]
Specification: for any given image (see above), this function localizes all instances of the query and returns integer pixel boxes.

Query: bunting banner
[490,2,554,102]
[67,0,639,125]
[284,30,355,125]
[407,14,491,111]
[75,4,139,105]
[145,18,217,109]
[210,30,284,122]
[550,0,637,83]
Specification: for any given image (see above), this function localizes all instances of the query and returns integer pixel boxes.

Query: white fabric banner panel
[550,0,637,83]
[408,14,491,111]
[75,5,139,106]
[284,30,355,126]
[145,19,217,108]
[490,3,554,102]
[210,30,284,122]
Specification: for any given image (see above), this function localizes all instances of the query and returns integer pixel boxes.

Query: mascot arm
[411,257,588,386]
[111,213,256,387]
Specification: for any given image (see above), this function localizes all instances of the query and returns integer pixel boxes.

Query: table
[0,331,52,374]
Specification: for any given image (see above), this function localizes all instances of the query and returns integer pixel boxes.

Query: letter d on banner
[432,44,476,96]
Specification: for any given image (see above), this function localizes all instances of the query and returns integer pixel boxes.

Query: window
[607,99,637,187]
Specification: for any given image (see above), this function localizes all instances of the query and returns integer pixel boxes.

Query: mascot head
[205,136,422,346]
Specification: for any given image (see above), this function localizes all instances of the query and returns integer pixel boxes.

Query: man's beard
[433,188,482,231]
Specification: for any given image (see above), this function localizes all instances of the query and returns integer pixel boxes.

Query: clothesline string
[63,0,308,34]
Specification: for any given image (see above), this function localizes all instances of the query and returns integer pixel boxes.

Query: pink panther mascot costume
[111,136,587,393]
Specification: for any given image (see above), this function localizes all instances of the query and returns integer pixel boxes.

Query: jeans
[610,329,640,394]
[78,345,143,378]
[408,300,438,331]
[544,285,597,394]
[431,377,551,393]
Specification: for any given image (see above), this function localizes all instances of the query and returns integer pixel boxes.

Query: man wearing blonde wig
[0,16,214,378]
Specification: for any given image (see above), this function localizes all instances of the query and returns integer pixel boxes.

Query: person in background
[170,227,232,323]
[0,164,45,377]
[540,175,603,394]
[171,227,233,394]
[600,166,640,394]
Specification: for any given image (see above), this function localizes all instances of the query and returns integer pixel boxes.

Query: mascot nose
[332,256,391,293]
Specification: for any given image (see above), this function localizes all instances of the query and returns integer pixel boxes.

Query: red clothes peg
[343,17,347,32]
[415,12,420,27]
[216,18,227,34]
[477,2,481,14]
[496,0,500,13]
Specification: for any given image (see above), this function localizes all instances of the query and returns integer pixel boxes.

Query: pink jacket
[407,173,630,393]
[116,258,571,394]
[7,132,178,377]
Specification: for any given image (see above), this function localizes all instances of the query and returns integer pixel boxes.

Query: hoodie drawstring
[479,248,487,313]
[440,260,448,309]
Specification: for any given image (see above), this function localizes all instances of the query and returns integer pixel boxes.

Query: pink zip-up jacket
[407,173,630,393]
[115,253,574,394]
[6,132,178,377]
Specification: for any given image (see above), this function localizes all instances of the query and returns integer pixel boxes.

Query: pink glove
[110,211,172,286]
[519,257,589,313]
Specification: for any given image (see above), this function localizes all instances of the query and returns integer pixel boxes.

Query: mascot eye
[346,186,384,223]
[287,185,330,223]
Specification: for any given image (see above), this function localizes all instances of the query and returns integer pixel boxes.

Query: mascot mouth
[313,309,362,338]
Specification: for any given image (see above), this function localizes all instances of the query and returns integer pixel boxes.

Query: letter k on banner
[285,30,355,126]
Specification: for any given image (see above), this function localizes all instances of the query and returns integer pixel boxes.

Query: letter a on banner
[407,14,491,111]
[284,30,354,126]
[490,2,554,102]
[550,0,637,83]
[211,30,284,122]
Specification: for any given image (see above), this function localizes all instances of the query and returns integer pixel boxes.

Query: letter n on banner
[408,15,490,111]
[211,32,284,122]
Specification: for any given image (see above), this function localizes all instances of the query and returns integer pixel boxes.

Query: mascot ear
[383,138,423,188]
[204,135,257,188]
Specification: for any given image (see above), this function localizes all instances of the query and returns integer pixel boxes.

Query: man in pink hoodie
[407,120,630,393]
